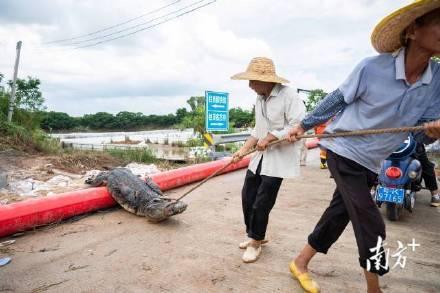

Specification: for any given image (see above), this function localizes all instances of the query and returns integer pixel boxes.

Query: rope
[173,125,426,202]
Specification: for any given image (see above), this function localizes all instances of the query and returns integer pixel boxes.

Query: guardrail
[211,132,251,145]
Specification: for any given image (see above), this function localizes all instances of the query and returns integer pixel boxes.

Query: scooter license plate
[376,186,404,204]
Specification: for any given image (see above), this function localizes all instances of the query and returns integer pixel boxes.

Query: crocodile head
[85,171,109,187]
[140,198,187,222]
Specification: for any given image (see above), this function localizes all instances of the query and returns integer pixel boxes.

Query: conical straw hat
[371,0,440,53]
[231,57,289,84]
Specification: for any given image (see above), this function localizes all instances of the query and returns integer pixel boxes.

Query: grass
[104,148,188,169]
[0,120,61,154]
[215,142,241,153]
[46,148,182,173]
[32,129,62,154]
[185,137,204,147]
[0,120,204,173]
[49,150,122,172]
[105,148,157,164]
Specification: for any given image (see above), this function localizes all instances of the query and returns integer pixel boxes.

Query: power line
[66,0,208,47]
[74,0,216,49]
[44,0,182,44]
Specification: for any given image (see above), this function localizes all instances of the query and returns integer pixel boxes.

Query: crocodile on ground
[86,168,187,222]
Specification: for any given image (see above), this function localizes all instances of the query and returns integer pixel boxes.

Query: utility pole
[7,41,22,122]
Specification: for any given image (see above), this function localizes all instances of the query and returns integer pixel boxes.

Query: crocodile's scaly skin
[86,168,187,222]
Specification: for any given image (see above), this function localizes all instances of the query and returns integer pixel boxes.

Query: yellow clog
[289,261,320,293]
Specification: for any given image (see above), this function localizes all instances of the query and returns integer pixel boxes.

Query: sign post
[205,91,229,132]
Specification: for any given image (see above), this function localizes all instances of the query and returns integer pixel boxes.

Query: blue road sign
[205,91,229,132]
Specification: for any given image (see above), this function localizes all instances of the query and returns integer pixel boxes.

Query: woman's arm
[301,89,347,131]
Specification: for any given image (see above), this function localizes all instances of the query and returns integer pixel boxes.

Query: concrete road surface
[1,149,439,292]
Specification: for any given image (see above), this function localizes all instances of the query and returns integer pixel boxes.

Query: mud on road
[0,150,439,292]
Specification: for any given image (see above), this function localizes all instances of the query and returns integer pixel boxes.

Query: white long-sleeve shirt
[248,84,306,178]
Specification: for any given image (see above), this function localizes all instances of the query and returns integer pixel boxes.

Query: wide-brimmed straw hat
[231,57,289,84]
[371,0,440,53]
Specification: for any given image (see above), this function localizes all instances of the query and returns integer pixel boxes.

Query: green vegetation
[0,70,254,164]
[41,111,179,132]
[185,137,204,147]
[304,89,328,112]
[0,120,60,153]
[229,107,254,128]
[215,143,241,153]
[105,148,156,164]
[1,70,254,138]
[41,111,77,130]
[0,74,60,154]
[179,96,253,138]
[0,75,46,129]
[39,96,254,135]
[181,96,205,134]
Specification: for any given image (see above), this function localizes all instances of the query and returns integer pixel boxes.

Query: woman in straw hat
[287,1,440,292]
[231,57,305,263]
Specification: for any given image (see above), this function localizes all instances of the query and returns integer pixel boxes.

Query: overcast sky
[0,0,408,117]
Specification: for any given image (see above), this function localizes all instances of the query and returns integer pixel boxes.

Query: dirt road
[1,149,439,292]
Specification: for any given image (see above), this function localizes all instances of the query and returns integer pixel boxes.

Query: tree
[182,96,205,134]
[80,112,116,129]
[0,75,45,128]
[229,107,253,128]
[160,113,178,127]
[305,89,328,112]
[186,96,204,112]
[175,107,188,123]
[8,77,45,112]
[433,56,440,63]
[41,111,77,131]
[0,73,6,120]
[115,111,142,129]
